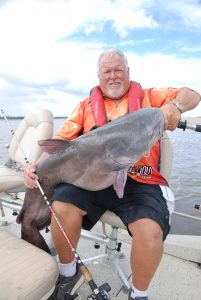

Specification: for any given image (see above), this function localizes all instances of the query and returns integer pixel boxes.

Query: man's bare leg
[129,218,163,291]
[51,201,87,263]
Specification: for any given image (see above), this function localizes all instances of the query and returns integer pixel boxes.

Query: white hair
[97,48,129,74]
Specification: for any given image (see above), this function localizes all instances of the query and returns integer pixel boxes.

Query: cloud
[0,0,200,117]
[164,0,201,29]
[128,52,201,88]
[128,51,201,117]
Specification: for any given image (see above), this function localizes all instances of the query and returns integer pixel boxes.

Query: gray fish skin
[37,107,164,196]
[16,107,164,252]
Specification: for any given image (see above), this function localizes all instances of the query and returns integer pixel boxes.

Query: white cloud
[101,0,159,36]
[0,0,200,117]
[128,52,201,89]
[150,0,201,29]
[127,51,201,117]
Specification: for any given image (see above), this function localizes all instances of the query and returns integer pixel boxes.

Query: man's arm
[168,87,200,112]
[160,87,200,131]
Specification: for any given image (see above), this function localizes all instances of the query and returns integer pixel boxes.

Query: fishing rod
[178,120,201,132]
[0,107,111,300]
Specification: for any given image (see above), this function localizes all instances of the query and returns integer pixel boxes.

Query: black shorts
[52,177,171,240]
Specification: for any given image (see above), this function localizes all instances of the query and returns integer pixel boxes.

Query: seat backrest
[159,131,173,181]
[9,108,54,166]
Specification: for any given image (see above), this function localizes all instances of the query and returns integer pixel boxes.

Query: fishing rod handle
[194,124,201,132]
[195,204,201,210]
[178,120,201,132]
[87,282,111,300]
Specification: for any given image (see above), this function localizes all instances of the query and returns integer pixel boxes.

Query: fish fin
[113,168,128,198]
[38,139,72,154]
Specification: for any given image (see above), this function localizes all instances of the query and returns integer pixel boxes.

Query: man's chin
[106,89,125,99]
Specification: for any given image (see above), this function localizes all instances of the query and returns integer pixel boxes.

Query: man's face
[98,53,130,100]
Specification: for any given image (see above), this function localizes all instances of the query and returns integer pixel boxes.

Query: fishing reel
[87,282,111,300]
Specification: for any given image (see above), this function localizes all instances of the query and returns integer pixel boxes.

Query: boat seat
[81,132,173,293]
[0,108,54,193]
[0,228,58,300]
[0,108,56,299]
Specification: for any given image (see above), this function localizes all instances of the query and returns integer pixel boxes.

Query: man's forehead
[100,54,124,68]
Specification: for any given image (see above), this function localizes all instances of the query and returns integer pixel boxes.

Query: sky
[0,0,201,117]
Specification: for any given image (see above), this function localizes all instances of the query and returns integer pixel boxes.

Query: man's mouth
[109,82,121,88]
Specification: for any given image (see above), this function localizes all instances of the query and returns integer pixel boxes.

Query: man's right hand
[23,152,48,189]
[24,163,39,189]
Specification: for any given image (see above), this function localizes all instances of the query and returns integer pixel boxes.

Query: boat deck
[1,194,201,300]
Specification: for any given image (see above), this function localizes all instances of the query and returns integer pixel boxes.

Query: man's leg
[48,201,87,300]
[51,201,87,263]
[128,218,163,298]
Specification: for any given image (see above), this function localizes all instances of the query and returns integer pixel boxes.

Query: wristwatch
[168,102,184,114]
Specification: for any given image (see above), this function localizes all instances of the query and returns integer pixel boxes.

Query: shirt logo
[128,165,153,178]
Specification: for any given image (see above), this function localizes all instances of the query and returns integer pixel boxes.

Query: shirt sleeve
[54,103,84,140]
[146,87,181,107]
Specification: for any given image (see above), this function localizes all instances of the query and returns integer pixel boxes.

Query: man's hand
[160,103,181,131]
[24,162,39,189]
[23,151,49,189]
[160,87,201,131]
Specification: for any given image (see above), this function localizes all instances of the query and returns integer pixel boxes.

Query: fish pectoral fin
[113,168,128,199]
[38,139,72,154]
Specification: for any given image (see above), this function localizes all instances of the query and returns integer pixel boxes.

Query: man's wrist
[168,101,184,114]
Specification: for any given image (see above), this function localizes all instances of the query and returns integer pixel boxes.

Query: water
[1,119,201,234]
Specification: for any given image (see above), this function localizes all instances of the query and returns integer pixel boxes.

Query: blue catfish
[16,107,164,252]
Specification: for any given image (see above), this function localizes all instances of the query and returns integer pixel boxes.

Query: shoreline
[181,117,201,124]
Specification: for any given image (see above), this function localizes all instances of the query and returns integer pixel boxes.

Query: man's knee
[129,218,163,244]
[52,200,87,217]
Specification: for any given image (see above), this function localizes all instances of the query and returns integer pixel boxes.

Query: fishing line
[0,107,111,300]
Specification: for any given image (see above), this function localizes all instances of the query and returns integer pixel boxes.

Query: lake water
[1,118,201,235]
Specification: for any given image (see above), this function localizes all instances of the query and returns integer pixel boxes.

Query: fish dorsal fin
[113,168,128,198]
[38,139,72,154]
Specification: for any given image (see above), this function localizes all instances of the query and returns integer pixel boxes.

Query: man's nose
[110,70,118,79]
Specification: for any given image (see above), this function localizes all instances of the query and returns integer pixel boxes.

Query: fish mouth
[108,154,133,167]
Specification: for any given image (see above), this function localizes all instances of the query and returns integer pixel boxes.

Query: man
[24,48,200,300]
